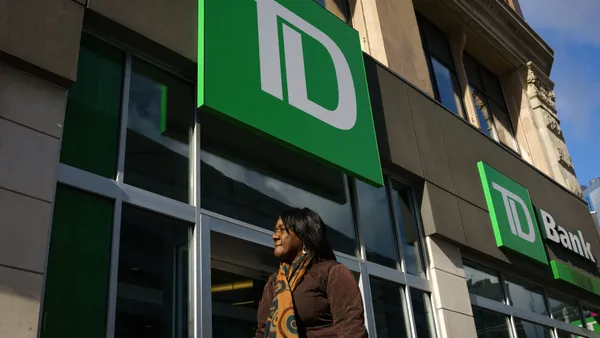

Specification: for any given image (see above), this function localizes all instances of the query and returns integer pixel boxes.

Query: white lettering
[579,230,596,263]
[256,0,357,130]
[492,182,536,243]
[539,209,560,243]
[569,232,583,256]
[558,226,572,250]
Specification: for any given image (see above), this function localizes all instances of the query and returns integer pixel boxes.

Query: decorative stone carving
[557,147,576,176]
[546,119,564,141]
[527,64,556,110]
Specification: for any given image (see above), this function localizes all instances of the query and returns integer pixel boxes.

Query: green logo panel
[477,162,547,265]
[198,0,383,186]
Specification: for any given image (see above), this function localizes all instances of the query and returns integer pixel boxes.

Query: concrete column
[0,64,67,338]
[426,237,477,338]
[499,66,541,168]
[357,0,433,96]
[0,1,83,336]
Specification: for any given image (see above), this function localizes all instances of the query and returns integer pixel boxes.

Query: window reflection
[514,318,553,338]
[391,183,425,277]
[125,58,193,203]
[370,276,410,338]
[473,306,512,338]
[115,205,191,338]
[464,262,505,302]
[556,330,585,338]
[210,230,278,337]
[490,101,518,152]
[582,304,600,332]
[355,180,400,268]
[547,292,582,326]
[471,88,495,138]
[504,276,548,316]
[410,289,436,338]
[200,151,357,255]
[431,58,463,116]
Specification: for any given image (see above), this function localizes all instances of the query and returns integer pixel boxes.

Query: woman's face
[273,218,303,262]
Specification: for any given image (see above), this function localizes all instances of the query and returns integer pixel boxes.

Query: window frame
[463,53,520,154]
[464,258,600,338]
[53,30,436,338]
[417,14,466,118]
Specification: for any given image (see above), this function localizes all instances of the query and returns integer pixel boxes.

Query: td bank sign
[197,0,383,186]
[478,162,596,265]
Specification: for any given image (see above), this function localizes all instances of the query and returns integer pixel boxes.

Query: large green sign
[198,0,383,186]
[477,162,547,264]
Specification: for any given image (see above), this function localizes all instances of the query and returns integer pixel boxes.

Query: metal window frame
[466,263,600,338]
[56,30,436,338]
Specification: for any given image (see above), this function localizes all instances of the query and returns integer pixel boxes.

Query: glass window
[124,57,194,203]
[42,185,114,337]
[431,58,463,116]
[556,330,585,338]
[370,276,410,338]
[313,0,351,24]
[416,15,464,117]
[582,304,600,332]
[60,34,123,178]
[391,182,425,277]
[471,88,495,138]
[200,150,357,255]
[115,205,192,338]
[481,68,506,107]
[410,289,436,338]
[490,101,518,152]
[472,306,512,338]
[210,230,279,337]
[463,262,505,302]
[355,180,400,268]
[463,53,517,150]
[504,276,548,316]
[547,292,582,326]
[514,318,554,338]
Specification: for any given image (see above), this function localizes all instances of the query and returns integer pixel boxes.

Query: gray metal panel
[0,0,84,82]
[376,65,424,177]
[407,86,456,194]
[421,182,466,244]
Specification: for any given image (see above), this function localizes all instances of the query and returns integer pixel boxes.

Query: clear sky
[520,0,600,187]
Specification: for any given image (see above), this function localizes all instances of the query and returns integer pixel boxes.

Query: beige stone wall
[0,1,82,336]
[0,64,68,338]
[426,237,477,338]
[353,0,433,96]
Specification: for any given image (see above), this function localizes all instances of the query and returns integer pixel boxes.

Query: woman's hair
[280,207,336,261]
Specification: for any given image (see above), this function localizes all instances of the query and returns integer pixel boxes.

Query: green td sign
[477,162,547,264]
[198,0,383,186]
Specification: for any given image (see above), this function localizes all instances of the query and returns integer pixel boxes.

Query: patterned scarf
[265,253,313,338]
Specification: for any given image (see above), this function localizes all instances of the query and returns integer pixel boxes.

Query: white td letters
[538,208,596,263]
[492,182,536,243]
[256,0,357,130]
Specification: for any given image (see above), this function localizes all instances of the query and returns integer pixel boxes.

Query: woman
[255,207,368,338]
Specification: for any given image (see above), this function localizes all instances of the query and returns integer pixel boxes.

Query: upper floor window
[463,54,519,152]
[417,15,464,117]
[314,0,352,24]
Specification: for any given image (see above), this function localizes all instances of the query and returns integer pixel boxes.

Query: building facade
[1,0,599,338]
[584,179,600,227]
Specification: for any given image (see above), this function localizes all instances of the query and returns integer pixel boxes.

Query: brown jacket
[255,260,368,338]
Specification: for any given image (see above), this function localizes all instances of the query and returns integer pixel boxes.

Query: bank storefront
[38,0,600,337]
[41,1,437,337]
[463,163,600,338]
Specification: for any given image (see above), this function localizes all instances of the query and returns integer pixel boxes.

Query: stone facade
[526,62,583,197]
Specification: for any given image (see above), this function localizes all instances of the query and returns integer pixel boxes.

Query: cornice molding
[448,0,554,73]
